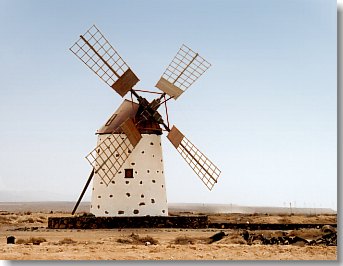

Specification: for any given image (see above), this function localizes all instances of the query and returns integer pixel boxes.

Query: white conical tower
[90,100,168,217]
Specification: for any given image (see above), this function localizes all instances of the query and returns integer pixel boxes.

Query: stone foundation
[48,216,337,230]
[48,215,208,229]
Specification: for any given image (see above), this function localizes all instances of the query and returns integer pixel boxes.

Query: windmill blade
[155,45,211,100]
[167,126,221,190]
[70,25,139,97]
[86,118,142,186]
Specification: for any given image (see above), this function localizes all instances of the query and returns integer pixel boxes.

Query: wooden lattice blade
[86,119,142,186]
[120,118,142,147]
[155,77,184,100]
[155,44,211,99]
[70,25,139,97]
[86,133,132,186]
[167,126,221,191]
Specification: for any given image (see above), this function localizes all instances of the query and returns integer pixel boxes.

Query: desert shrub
[139,235,158,245]
[278,217,292,224]
[59,238,77,245]
[19,217,35,223]
[173,236,195,245]
[16,238,26,244]
[0,216,10,223]
[288,229,322,239]
[29,237,47,245]
[117,233,158,245]
[279,213,291,217]
[117,238,133,244]
[16,237,47,245]
[24,211,32,215]
[306,214,319,217]
[231,239,246,245]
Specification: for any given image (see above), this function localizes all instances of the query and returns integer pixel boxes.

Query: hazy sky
[0,0,337,210]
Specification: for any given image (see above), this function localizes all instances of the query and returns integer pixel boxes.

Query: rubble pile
[241,225,337,246]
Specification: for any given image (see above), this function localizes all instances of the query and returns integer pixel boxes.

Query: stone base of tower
[48,215,208,229]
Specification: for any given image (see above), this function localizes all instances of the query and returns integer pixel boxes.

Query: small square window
[125,169,134,178]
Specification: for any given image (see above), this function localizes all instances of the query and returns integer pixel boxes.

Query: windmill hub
[70,25,221,217]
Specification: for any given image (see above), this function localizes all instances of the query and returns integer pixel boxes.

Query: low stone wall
[48,215,337,230]
[48,215,208,229]
[209,223,337,230]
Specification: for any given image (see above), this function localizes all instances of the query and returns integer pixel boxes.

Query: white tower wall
[90,134,168,217]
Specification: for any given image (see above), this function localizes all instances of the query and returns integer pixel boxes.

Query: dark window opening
[139,202,145,206]
[125,168,134,178]
[109,195,113,198]
[162,210,165,213]
[151,199,155,203]
[133,210,139,214]
[126,193,131,197]
[139,181,143,184]
[131,162,135,166]
[105,113,117,126]
[152,180,156,183]
[105,211,109,214]
[118,210,124,214]
[97,205,100,209]
[125,181,130,184]
[141,194,144,198]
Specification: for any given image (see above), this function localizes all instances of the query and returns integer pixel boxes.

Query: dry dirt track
[0,240,336,260]
[0,211,337,260]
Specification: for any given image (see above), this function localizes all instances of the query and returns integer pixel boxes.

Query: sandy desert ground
[0,210,337,260]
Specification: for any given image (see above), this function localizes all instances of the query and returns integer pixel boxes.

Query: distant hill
[0,190,89,202]
[0,201,336,215]
[168,203,336,215]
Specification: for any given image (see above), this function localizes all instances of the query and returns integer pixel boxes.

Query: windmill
[70,25,221,217]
